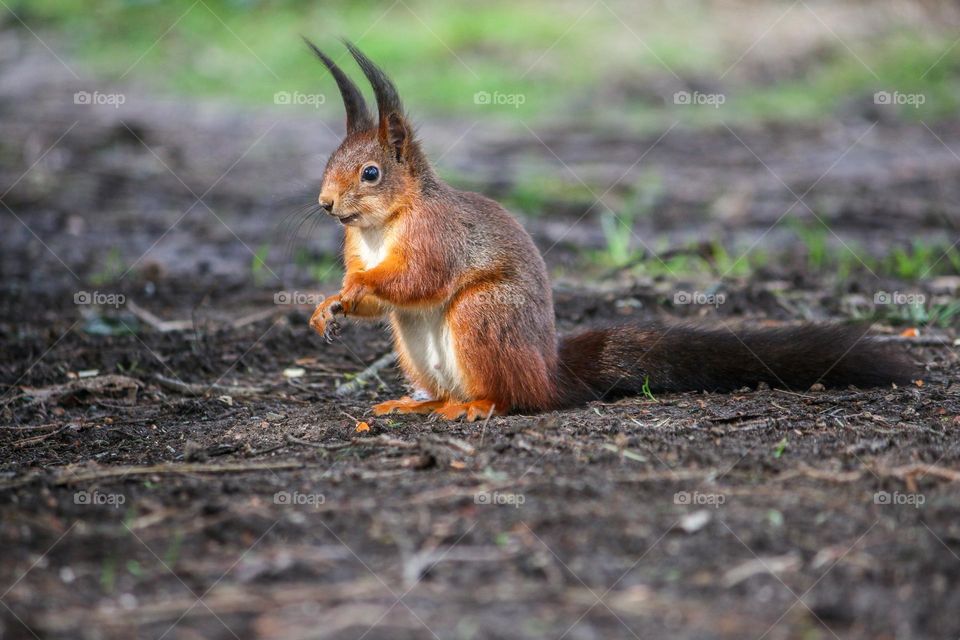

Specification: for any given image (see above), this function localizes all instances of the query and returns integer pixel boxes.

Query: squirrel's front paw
[310,297,344,342]
[339,274,369,312]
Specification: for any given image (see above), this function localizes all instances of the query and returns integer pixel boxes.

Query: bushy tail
[554,323,916,407]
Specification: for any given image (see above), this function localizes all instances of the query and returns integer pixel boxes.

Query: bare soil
[2,29,960,640]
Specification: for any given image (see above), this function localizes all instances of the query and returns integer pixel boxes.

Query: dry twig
[153,374,267,398]
[334,352,397,396]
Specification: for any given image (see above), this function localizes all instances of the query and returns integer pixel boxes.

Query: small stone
[678,510,712,534]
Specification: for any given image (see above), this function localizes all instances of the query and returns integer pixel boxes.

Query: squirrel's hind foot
[372,397,445,415]
[432,400,499,422]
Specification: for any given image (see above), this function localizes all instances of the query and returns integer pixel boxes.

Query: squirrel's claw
[323,317,342,343]
[310,298,346,341]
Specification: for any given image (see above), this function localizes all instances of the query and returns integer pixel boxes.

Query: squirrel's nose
[318,196,335,212]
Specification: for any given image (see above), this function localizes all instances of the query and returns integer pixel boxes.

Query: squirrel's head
[305,39,428,229]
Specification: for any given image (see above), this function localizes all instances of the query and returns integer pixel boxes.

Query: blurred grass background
[6,0,960,330]
[14,0,960,128]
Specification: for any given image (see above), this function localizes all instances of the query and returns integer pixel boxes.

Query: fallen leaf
[355,421,370,433]
[900,327,919,338]
[283,367,306,379]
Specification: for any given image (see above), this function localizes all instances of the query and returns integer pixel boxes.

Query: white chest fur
[394,308,468,401]
[355,227,388,270]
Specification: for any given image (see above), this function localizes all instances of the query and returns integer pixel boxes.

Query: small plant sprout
[773,436,788,459]
[642,375,658,402]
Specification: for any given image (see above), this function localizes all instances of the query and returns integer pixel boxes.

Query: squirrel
[303,39,915,421]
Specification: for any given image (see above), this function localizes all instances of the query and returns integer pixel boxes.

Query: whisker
[282,208,320,262]
[275,202,321,242]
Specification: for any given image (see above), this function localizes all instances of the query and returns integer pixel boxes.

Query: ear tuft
[302,36,373,134]
[343,40,413,160]
[342,39,403,116]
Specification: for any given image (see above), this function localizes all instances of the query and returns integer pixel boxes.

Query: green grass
[783,219,960,282]
[859,298,960,330]
[100,555,117,592]
[586,172,663,267]
[582,218,959,286]
[885,240,960,280]
[250,242,271,285]
[17,0,623,118]
[584,236,770,280]
[641,375,657,402]
[773,436,788,459]
[89,247,127,286]
[578,213,959,330]
[163,531,184,567]
[15,1,960,127]
[629,31,960,126]
[735,33,960,124]
[711,242,768,279]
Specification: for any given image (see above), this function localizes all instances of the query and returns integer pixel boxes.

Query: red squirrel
[304,40,914,421]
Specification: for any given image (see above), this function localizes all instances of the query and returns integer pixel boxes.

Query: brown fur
[304,41,917,421]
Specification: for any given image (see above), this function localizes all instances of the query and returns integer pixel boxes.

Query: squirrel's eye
[361,165,380,183]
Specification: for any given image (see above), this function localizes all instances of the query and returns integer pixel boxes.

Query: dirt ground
[3,30,960,640]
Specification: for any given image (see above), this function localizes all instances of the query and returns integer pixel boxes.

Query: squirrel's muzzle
[318,195,335,213]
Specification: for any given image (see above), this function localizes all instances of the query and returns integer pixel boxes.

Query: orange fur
[372,397,445,415]
[433,399,500,421]
[446,279,553,412]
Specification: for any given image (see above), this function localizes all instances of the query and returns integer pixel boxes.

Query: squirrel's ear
[382,112,409,162]
[302,37,373,135]
[342,40,410,161]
